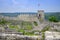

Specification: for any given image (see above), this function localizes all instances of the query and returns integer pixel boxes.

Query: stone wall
[0,33,40,40]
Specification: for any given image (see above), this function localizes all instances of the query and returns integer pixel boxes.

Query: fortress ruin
[0,10,44,22]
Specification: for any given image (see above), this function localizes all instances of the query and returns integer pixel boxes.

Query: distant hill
[0,12,60,21]
[0,12,37,17]
[45,12,60,21]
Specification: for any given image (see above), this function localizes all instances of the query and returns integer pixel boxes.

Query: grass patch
[9,25,15,29]
[18,29,25,33]
[9,25,19,30]
[18,29,37,36]
[21,21,33,30]
[24,32,37,36]
[25,24,32,30]
[18,29,34,36]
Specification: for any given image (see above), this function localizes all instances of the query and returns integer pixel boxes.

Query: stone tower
[38,10,44,22]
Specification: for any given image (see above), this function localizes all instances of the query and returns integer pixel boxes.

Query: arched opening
[38,14,41,19]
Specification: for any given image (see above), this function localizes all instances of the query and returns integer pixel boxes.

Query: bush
[42,32,45,40]
[49,16,59,22]
[0,19,8,24]
[34,21,38,26]
[41,26,50,32]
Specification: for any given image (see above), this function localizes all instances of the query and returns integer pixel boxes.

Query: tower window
[39,14,40,17]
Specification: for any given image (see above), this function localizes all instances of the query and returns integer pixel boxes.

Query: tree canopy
[49,16,59,22]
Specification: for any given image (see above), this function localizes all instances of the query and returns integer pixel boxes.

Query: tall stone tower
[38,10,44,22]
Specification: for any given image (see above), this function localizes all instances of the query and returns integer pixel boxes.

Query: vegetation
[24,32,35,36]
[45,12,60,21]
[32,30,41,33]
[41,26,51,40]
[18,29,25,33]
[25,25,32,30]
[0,19,8,24]
[9,25,19,30]
[8,21,34,36]
[33,21,38,26]
[18,29,37,36]
[21,21,33,30]
[49,16,59,22]
[41,26,50,32]
[42,32,45,40]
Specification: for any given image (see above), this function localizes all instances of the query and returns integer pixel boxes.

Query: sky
[0,0,60,12]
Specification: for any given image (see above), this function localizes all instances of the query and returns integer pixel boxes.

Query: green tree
[49,16,59,22]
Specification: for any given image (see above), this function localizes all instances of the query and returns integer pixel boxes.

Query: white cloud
[12,0,19,5]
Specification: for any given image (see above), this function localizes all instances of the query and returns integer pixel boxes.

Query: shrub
[49,16,59,22]
[34,21,38,26]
